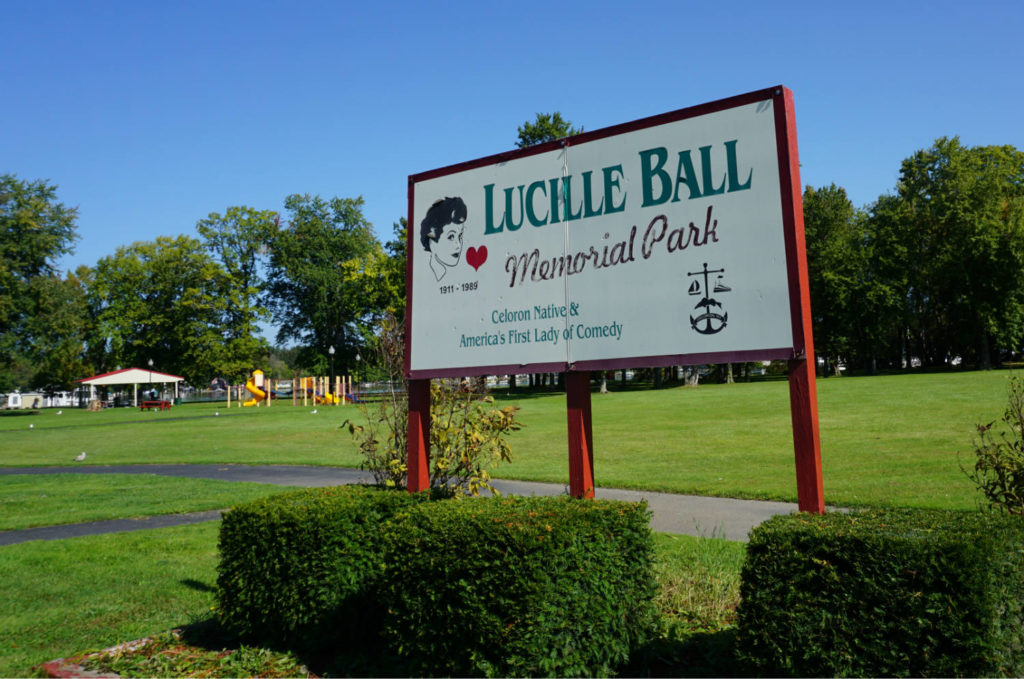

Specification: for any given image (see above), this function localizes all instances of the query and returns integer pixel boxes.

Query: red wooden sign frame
[405,86,824,514]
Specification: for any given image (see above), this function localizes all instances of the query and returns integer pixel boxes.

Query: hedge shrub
[215,485,427,652]
[378,495,658,677]
[737,509,1024,677]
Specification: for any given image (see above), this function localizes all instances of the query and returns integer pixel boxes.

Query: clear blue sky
[5,0,1021,279]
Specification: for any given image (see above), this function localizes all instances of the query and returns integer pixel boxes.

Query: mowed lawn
[0,369,1014,675]
[1,369,1014,510]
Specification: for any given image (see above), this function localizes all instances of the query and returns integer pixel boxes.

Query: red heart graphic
[466,245,488,271]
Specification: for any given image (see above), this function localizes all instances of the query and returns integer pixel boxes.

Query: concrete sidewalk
[0,464,800,546]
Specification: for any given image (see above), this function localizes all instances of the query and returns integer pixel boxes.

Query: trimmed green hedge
[737,509,1024,677]
[215,485,426,651]
[378,496,658,677]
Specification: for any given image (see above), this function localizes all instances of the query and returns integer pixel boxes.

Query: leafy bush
[963,374,1024,513]
[378,496,658,677]
[737,509,1024,677]
[215,485,427,652]
[345,312,522,495]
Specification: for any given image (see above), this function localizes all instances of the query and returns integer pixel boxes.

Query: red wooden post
[407,378,430,493]
[566,371,595,498]
[789,357,824,513]
[778,87,825,514]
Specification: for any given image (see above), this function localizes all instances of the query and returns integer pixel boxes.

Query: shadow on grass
[180,578,215,593]
[177,616,406,678]
[173,616,747,678]
[625,627,748,678]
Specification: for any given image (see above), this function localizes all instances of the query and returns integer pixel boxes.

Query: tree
[91,235,232,385]
[196,206,277,379]
[264,194,385,375]
[802,184,870,374]
[516,112,581,148]
[382,217,408,321]
[24,271,92,391]
[876,138,1024,369]
[0,175,78,388]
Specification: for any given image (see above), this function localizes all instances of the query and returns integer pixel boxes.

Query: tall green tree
[196,206,277,379]
[876,137,1024,369]
[264,194,385,375]
[802,184,909,374]
[24,272,92,391]
[803,184,862,374]
[515,112,581,148]
[0,175,79,389]
[91,235,232,385]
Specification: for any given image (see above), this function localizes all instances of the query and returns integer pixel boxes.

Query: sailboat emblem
[687,263,730,335]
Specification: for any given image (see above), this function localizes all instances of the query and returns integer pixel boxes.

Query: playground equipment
[299,376,340,405]
[243,370,267,407]
[225,372,353,407]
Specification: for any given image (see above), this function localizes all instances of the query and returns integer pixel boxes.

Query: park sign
[406,86,810,379]
[405,86,823,513]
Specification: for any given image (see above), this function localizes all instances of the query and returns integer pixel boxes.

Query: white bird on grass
[29,423,33,429]
[311,409,318,414]
[74,452,86,461]
[57,410,62,415]
[215,412,219,416]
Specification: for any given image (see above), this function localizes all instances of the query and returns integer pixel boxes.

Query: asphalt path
[0,464,800,546]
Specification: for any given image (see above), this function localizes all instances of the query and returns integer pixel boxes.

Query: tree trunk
[508,374,516,392]
[979,329,992,370]
[726,363,734,384]
[599,373,608,394]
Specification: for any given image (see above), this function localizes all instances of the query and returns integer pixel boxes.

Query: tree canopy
[91,235,232,385]
[196,206,278,379]
[803,137,1024,373]
[264,194,385,375]
[4,133,1022,392]
[515,112,581,148]
[0,175,80,390]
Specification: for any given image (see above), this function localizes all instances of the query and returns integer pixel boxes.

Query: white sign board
[407,87,803,378]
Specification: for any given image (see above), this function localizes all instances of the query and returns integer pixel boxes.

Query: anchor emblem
[687,262,730,335]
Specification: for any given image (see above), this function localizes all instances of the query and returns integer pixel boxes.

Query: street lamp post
[147,358,153,400]
[328,345,335,403]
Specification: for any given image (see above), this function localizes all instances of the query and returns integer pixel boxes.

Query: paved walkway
[0,464,801,546]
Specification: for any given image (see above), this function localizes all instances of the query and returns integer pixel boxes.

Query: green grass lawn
[0,520,741,677]
[497,370,1009,509]
[0,474,298,530]
[0,522,222,677]
[0,402,364,468]
[0,369,1013,676]
[2,370,1011,510]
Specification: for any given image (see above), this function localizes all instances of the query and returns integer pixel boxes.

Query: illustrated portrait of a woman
[420,196,466,282]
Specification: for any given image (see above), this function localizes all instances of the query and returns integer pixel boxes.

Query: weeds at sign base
[344,312,522,496]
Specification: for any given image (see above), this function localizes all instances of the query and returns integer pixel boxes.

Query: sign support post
[566,371,595,498]
[777,86,824,514]
[789,358,824,512]
[407,378,431,492]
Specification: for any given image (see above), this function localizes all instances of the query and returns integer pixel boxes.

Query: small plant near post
[963,374,1024,514]
[344,312,522,495]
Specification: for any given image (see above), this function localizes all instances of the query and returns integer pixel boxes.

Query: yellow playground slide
[243,378,266,406]
[314,391,340,405]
